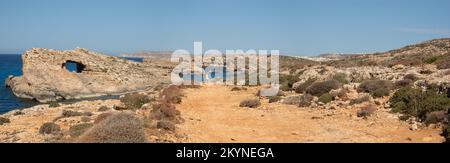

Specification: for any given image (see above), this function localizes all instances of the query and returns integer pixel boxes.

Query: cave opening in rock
[63,61,86,73]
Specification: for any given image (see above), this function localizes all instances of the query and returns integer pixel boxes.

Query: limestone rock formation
[6,48,170,102]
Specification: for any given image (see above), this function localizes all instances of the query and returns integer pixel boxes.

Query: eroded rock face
[6,48,170,102]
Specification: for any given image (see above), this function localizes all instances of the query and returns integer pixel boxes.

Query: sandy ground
[177,85,444,143]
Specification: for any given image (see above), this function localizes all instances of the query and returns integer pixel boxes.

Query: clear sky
[0,0,449,55]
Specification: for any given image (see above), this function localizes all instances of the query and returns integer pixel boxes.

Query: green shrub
[350,95,371,105]
[98,106,110,112]
[239,99,261,108]
[120,93,151,110]
[404,74,418,81]
[294,78,317,93]
[306,80,342,96]
[389,87,450,121]
[156,120,176,131]
[424,55,444,64]
[299,94,314,107]
[371,88,390,98]
[39,122,61,135]
[79,113,147,143]
[332,73,349,84]
[318,93,333,104]
[48,101,60,108]
[0,117,10,125]
[357,80,393,95]
[395,79,413,88]
[280,74,300,91]
[62,110,83,117]
[268,96,282,103]
[69,123,94,137]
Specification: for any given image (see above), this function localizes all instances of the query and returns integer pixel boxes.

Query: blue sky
[0,0,449,55]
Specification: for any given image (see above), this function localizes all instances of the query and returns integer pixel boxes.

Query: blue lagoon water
[0,54,39,113]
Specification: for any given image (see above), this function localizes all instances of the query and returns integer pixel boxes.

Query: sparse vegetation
[157,120,176,131]
[424,111,447,125]
[404,74,418,81]
[350,95,371,105]
[39,122,61,135]
[282,96,300,106]
[306,80,342,97]
[62,110,83,117]
[151,101,180,121]
[239,99,261,108]
[389,87,450,121]
[318,93,333,104]
[371,87,390,98]
[357,79,393,98]
[268,96,282,103]
[280,74,300,91]
[98,106,110,112]
[294,78,316,93]
[79,113,147,143]
[120,93,151,110]
[395,79,414,88]
[231,87,247,91]
[299,94,314,107]
[69,123,94,137]
[331,73,349,84]
[161,85,184,104]
[94,112,113,124]
[0,117,10,125]
[357,104,377,118]
[48,101,60,108]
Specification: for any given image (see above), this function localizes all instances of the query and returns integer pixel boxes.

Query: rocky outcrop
[6,48,170,102]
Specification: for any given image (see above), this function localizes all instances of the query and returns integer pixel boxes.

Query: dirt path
[177,85,444,143]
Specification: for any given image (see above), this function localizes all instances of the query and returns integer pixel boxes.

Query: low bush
[13,110,25,116]
[268,96,282,103]
[120,93,151,110]
[357,105,377,118]
[156,120,176,131]
[280,74,300,91]
[371,87,390,98]
[48,101,60,108]
[389,87,450,121]
[395,79,414,88]
[94,113,114,124]
[0,117,10,125]
[306,80,342,96]
[282,96,300,106]
[151,101,180,121]
[350,95,371,105]
[404,74,418,81]
[78,113,147,143]
[62,110,83,117]
[161,85,184,104]
[318,93,334,104]
[69,123,94,137]
[332,73,349,84]
[81,116,91,123]
[98,106,110,112]
[424,111,448,125]
[299,94,314,107]
[330,89,348,101]
[294,78,317,93]
[39,122,61,135]
[358,80,393,98]
[239,99,261,108]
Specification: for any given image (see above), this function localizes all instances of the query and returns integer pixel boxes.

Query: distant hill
[121,51,173,61]
[325,38,450,68]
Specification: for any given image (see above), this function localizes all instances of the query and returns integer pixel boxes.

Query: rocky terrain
[5,48,172,102]
[1,38,450,143]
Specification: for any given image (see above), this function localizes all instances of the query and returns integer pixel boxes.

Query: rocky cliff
[5,48,171,102]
